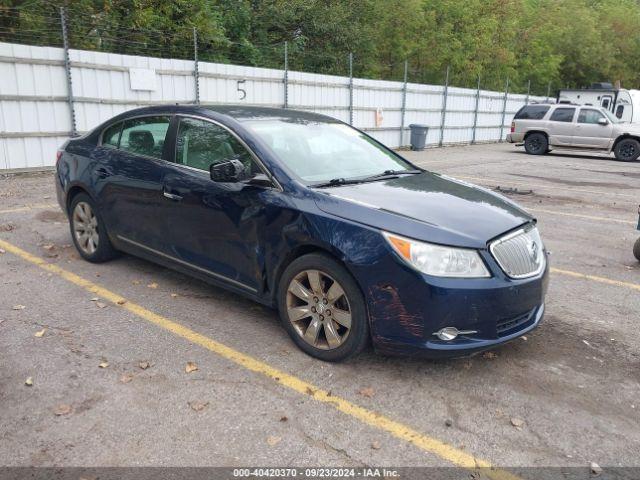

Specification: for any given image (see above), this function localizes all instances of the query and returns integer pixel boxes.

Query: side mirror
[598,118,609,126]
[210,159,246,183]
[245,173,274,188]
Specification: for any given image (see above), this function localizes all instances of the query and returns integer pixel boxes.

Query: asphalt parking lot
[1,143,639,476]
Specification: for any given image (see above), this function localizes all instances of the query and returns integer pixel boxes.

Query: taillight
[510,121,515,133]
[56,150,63,166]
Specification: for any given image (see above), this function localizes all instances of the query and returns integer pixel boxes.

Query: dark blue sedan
[55,105,549,362]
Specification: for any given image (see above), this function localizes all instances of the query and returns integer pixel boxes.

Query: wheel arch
[612,134,640,151]
[524,130,549,141]
[65,183,94,214]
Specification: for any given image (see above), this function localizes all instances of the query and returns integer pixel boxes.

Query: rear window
[514,105,550,120]
[549,108,576,122]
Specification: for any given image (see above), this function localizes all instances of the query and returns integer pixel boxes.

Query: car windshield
[601,108,619,123]
[243,120,415,184]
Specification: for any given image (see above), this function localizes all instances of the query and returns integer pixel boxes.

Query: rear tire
[614,138,640,162]
[524,133,548,155]
[277,253,369,362]
[69,193,118,263]
[634,238,640,262]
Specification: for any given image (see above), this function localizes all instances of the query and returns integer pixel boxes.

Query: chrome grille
[489,226,545,279]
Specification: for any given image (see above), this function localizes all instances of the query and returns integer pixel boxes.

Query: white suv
[507,103,640,162]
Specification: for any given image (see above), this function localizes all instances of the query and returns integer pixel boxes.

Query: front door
[97,115,172,253]
[572,108,614,148]
[161,116,276,294]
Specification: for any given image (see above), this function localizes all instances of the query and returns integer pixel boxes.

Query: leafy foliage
[1,0,639,94]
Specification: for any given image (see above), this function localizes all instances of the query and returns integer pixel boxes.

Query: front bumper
[352,249,549,358]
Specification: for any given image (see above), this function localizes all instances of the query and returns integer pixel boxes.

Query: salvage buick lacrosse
[56,106,548,361]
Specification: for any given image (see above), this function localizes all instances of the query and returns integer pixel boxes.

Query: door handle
[163,191,183,201]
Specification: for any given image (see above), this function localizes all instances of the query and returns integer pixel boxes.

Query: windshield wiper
[361,169,422,180]
[311,177,366,188]
[310,169,422,188]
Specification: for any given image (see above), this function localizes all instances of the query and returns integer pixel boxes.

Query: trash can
[409,124,428,151]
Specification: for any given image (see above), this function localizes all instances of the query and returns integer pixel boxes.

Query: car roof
[112,104,341,124]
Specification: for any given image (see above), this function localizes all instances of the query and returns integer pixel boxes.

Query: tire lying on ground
[614,138,640,162]
[524,133,548,155]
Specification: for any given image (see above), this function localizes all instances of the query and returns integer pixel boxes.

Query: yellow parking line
[551,267,640,292]
[0,238,520,480]
[527,208,635,225]
[0,203,58,214]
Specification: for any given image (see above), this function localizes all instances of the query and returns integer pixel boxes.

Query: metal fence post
[59,6,77,137]
[471,75,481,145]
[193,27,200,105]
[348,52,354,125]
[438,65,449,147]
[525,79,530,105]
[399,60,408,147]
[499,77,509,142]
[546,81,551,102]
[283,41,289,109]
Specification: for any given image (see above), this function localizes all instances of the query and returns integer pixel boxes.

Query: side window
[175,117,259,174]
[102,122,122,147]
[616,105,624,119]
[549,108,576,123]
[119,116,170,159]
[514,105,550,120]
[577,109,605,124]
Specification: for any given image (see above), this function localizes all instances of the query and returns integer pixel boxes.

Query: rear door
[546,107,576,146]
[572,108,613,148]
[96,115,172,252]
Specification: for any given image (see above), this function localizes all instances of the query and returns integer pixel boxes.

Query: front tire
[614,138,640,162]
[277,253,369,362]
[524,133,548,155]
[634,238,640,262]
[69,193,118,263]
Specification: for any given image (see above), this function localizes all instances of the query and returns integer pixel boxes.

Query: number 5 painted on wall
[237,80,246,100]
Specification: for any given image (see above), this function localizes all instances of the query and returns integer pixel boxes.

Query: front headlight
[382,231,490,278]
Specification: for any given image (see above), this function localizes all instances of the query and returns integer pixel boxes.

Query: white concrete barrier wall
[0,41,547,170]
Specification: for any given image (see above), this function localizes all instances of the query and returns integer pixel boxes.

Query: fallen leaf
[510,417,525,429]
[358,387,375,398]
[90,298,99,302]
[25,377,33,386]
[521,336,528,341]
[188,400,209,412]
[445,419,453,427]
[371,441,381,450]
[590,462,602,476]
[138,361,151,370]
[0,248,6,254]
[170,293,178,298]
[147,282,158,289]
[99,361,109,369]
[95,302,107,309]
[483,351,497,359]
[279,416,288,422]
[53,403,73,416]
[266,435,281,446]
[185,362,198,373]
[34,328,46,338]
[120,373,134,384]
[116,299,126,305]
[132,280,141,285]
[43,244,55,251]
[12,305,26,310]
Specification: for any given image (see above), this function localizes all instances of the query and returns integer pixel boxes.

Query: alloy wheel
[286,269,352,350]
[620,142,636,160]
[72,201,99,255]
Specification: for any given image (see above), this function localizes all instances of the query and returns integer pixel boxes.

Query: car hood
[312,172,533,248]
